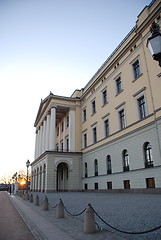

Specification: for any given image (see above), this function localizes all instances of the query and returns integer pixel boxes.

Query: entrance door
[57,162,69,191]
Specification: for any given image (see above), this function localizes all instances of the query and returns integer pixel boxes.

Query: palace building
[31,0,161,192]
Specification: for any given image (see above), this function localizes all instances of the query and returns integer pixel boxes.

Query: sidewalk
[0,192,35,240]
[10,192,124,240]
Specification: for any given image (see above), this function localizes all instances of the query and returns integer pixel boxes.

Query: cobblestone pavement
[16,191,161,240]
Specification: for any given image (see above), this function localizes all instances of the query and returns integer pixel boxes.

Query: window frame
[82,108,87,122]
[66,116,69,128]
[138,95,147,120]
[146,178,155,188]
[83,132,87,148]
[124,180,130,189]
[102,88,108,105]
[115,76,122,95]
[122,149,130,172]
[107,155,112,174]
[84,162,88,178]
[66,137,69,152]
[144,142,153,168]
[91,99,96,115]
[104,118,110,138]
[131,56,142,81]
[93,126,97,144]
[94,159,98,176]
[107,181,112,189]
[119,108,126,130]
[61,121,64,132]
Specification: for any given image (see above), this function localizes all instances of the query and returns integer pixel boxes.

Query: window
[132,59,141,79]
[61,122,64,131]
[115,76,122,94]
[107,182,112,189]
[94,183,98,189]
[56,144,59,151]
[107,155,112,174]
[57,127,59,136]
[138,96,146,119]
[144,142,153,168]
[83,108,87,122]
[119,109,126,129]
[94,159,98,176]
[124,180,130,189]
[93,127,97,143]
[146,178,155,188]
[92,100,96,115]
[123,150,129,171]
[66,116,69,128]
[66,138,69,152]
[102,89,107,105]
[61,141,63,151]
[85,162,88,178]
[83,133,87,148]
[104,119,109,138]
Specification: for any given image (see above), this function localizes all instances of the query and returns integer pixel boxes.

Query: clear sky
[0,0,151,181]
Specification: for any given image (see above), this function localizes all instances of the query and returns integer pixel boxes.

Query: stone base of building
[83,188,161,194]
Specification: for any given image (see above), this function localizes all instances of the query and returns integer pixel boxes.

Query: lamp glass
[147,35,161,55]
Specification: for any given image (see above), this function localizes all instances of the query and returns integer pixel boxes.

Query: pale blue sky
[0,0,151,181]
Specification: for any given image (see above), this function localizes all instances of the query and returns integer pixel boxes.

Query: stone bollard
[56,199,64,218]
[35,195,39,206]
[43,196,49,210]
[84,204,96,234]
[23,194,26,200]
[30,193,33,203]
[26,193,29,200]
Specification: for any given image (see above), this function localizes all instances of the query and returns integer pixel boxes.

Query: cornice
[80,1,160,100]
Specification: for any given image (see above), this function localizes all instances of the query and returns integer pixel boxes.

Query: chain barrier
[90,204,161,235]
[62,202,86,217]
[49,202,57,209]
[17,191,161,235]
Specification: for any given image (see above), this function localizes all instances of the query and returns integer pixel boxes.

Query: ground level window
[107,181,112,189]
[84,183,88,190]
[94,182,98,190]
[146,178,155,188]
[124,180,130,189]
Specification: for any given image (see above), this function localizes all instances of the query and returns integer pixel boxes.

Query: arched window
[122,149,129,171]
[94,159,98,176]
[107,155,112,174]
[144,142,153,168]
[85,162,88,178]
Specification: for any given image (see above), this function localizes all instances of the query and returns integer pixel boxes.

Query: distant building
[31,0,161,192]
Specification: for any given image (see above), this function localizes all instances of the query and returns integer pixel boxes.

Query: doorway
[56,162,69,191]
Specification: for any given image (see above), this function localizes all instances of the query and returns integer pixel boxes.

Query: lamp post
[147,23,161,67]
[26,159,30,193]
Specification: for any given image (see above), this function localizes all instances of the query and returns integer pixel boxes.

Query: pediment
[34,92,54,127]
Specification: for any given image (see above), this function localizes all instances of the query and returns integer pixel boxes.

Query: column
[49,107,56,150]
[39,125,43,155]
[45,113,51,150]
[69,108,75,151]
[34,131,38,159]
[42,119,46,153]
[37,129,40,157]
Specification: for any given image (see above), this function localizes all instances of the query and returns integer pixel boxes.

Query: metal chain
[90,204,161,235]
[63,203,86,217]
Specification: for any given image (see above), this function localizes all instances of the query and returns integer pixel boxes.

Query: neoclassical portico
[31,93,82,192]
[34,105,77,159]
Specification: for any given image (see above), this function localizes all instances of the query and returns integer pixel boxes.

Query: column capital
[70,106,76,111]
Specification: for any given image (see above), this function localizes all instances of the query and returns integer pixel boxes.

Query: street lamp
[147,23,161,67]
[26,159,30,193]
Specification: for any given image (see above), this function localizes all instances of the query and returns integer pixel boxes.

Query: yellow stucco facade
[31,0,161,192]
